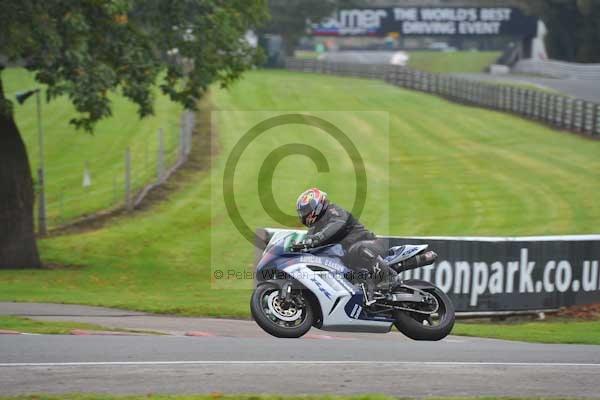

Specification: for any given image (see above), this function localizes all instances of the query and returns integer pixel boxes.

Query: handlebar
[290,241,337,253]
[291,242,308,252]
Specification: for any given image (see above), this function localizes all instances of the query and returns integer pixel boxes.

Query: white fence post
[125,147,132,211]
[157,128,164,183]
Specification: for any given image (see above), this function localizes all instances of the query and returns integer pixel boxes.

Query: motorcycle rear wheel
[393,283,455,341]
[251,282,314,338]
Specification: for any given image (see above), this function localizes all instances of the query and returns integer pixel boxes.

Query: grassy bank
[2,68,182,226]
[407,51,500,73]
[0,395,594,400]
[294,50,500,73]
[454,319,600,345]
[0,315,133,335]
[1,70,599,317]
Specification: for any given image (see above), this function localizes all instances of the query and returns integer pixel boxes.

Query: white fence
[37,111,195,232]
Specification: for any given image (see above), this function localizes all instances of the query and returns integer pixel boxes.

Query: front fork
[279,280,293,302]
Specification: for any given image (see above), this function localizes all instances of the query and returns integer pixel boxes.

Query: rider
[294,188,398,296]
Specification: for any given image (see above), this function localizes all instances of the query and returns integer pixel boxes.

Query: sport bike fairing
[385,244,429,264]
[256,231,393,333]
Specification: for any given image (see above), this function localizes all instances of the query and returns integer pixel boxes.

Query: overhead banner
[256,229,600,313]
[310,7,538,37]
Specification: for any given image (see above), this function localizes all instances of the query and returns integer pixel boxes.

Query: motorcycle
[251,230,455,340]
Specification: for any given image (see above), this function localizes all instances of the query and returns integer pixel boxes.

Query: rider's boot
[363,258,398,306]
[372,256,398,291]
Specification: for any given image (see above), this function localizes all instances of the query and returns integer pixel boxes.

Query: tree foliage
[0,0,268,130]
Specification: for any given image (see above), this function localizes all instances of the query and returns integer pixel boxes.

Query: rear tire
[393,284,455,341]
[251,282,314,338]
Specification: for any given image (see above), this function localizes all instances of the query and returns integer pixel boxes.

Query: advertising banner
[311,7,538,37]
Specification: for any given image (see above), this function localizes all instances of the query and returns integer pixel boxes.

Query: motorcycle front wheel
[393,282,455,341]
[250,282,314,338]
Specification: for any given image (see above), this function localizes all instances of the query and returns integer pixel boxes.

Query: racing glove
[291,234,323,251]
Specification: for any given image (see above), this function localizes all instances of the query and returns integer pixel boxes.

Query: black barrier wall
[255,229,600,313]
[391,236,600,312]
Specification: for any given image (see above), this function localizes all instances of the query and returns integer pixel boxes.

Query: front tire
[393,283,455,341]
[251,282,314,338]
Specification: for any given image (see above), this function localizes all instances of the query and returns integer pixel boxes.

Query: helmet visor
[297,203,313,225]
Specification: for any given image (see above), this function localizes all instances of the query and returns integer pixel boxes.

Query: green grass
[454,319,600,345]
[0,70,599,317]
[294,50,500,74]
[0,315,130,334]
[0,396,592,400]
[0,396,386,400]
[407,51,500,73]
[2,68,183,226]
[294,50,320,59]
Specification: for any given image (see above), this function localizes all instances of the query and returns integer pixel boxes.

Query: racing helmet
[296,188,329,227]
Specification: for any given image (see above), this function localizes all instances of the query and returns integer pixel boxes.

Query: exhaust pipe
[394,251,438,273]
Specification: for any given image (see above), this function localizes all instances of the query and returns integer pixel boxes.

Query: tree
[263,0,362,56]
[518,0,600,62]
[0,0,268,268]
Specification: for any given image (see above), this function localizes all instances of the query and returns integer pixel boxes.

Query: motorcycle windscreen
[263,230,307,255]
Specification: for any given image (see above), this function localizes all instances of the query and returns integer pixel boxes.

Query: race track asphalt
[1,303,599,397]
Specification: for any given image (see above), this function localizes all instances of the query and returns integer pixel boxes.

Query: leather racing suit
[304,203,390,280]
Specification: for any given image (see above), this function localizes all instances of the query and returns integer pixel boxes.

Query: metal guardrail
[513,59,600,80]
[285,58,600,138]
